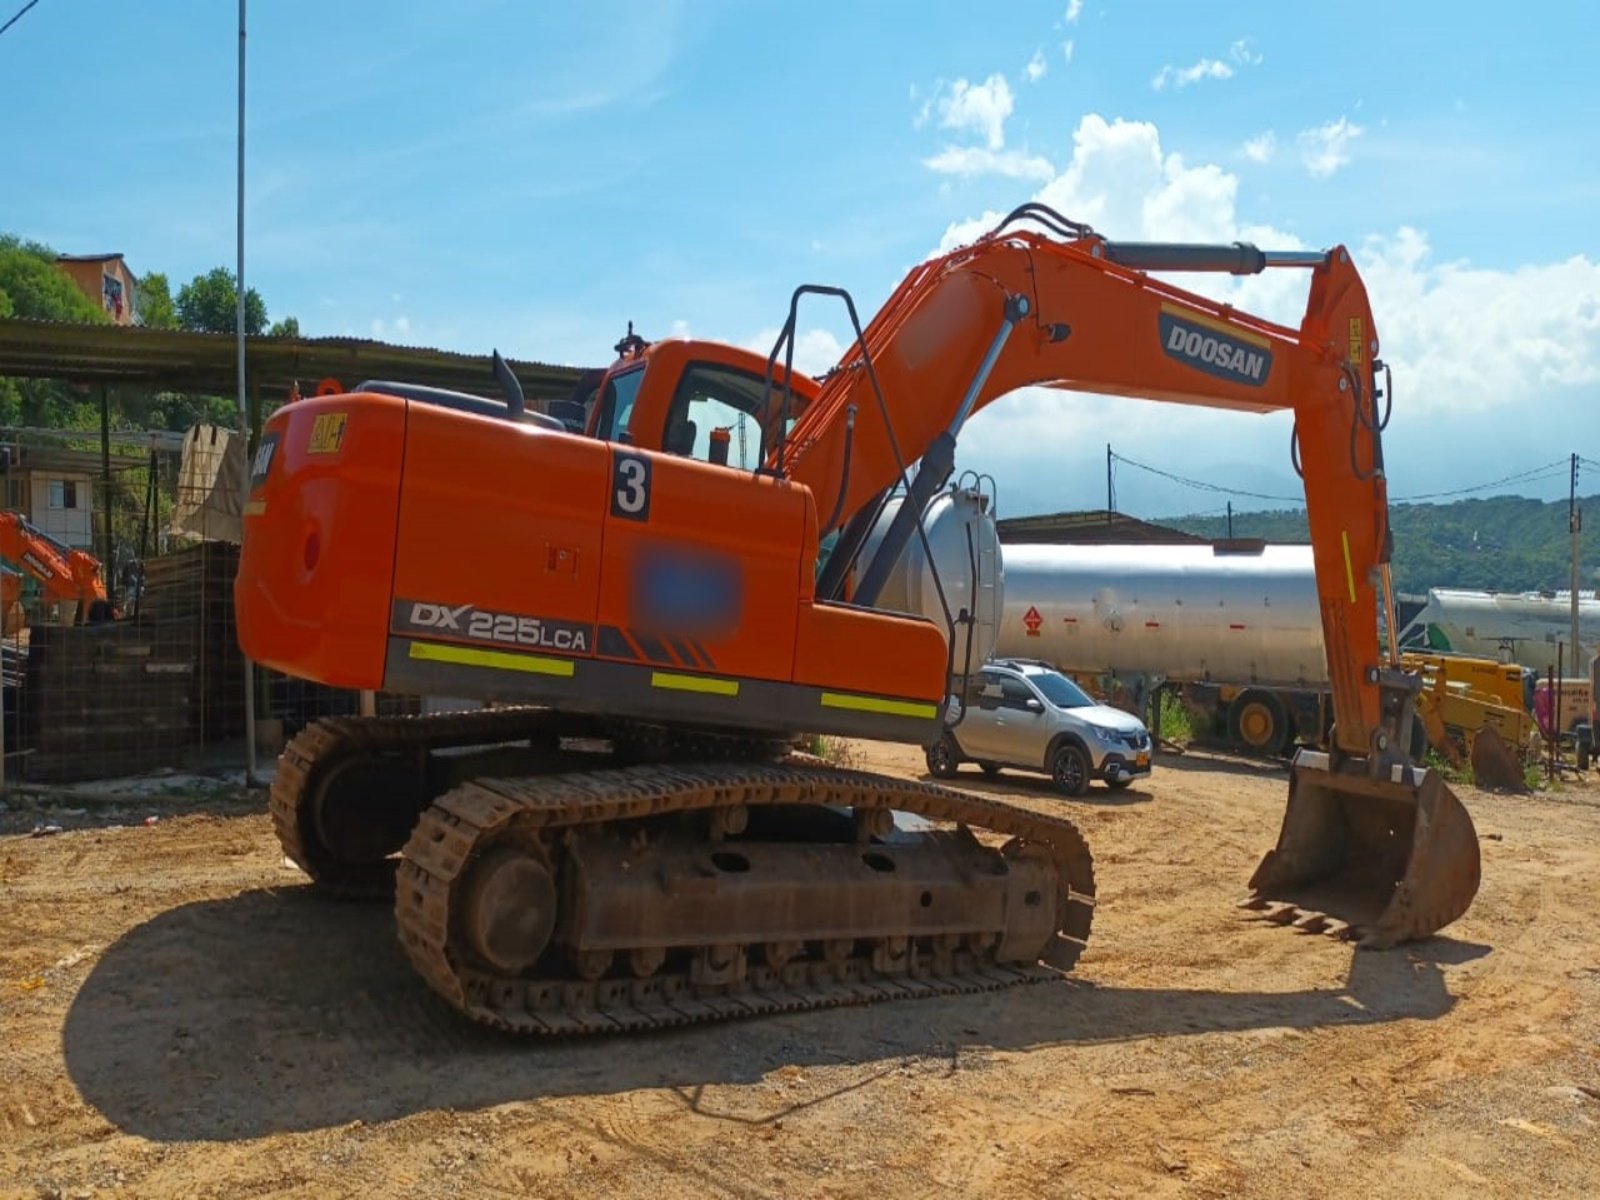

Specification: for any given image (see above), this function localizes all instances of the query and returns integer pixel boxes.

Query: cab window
[594,366,645,443]
[661,362,777,469]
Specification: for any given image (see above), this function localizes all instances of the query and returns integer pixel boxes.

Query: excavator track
[393,757,1096,1036]
[271,707,793,898]
[271,707,576,898]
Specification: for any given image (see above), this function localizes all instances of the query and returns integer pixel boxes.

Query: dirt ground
[3,742,1598,1199]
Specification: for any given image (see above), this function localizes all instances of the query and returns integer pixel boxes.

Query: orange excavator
[0,510,112,627]
[235,203,1481,1035]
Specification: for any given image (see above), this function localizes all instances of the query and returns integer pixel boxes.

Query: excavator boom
[760,208,1478,945]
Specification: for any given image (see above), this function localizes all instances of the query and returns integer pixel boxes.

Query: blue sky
[3,0,1598,518]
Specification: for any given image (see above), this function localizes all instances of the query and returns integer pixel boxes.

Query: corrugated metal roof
[996,509,1206,545]
[0,317,590,401]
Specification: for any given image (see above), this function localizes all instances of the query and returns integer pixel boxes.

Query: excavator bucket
[1468,724,1528,794]
[1243,750,1481,948]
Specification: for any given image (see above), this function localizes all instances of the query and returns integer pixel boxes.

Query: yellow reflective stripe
[650,670,739,696]
[820,691,939,720]
[1341,531,1357,604]
[408,640,575,677]
[1159,301,1272,348]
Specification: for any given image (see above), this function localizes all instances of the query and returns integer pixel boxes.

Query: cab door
[993,676,1049,765]
[955,670,1006,759]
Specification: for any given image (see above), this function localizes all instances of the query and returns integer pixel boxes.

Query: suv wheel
[1050,743,1090,797]
[925,734,961,779]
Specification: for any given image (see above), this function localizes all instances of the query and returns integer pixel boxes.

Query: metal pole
[236,0,257,785]
[1571,453,1581,682]
[100,385,113,605]
[1105,444,1113,517]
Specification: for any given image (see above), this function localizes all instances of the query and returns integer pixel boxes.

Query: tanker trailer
[1398,587,1600,677]
[994,542,1331,756]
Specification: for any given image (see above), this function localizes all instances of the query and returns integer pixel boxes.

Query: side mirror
[1025,697,1044,713]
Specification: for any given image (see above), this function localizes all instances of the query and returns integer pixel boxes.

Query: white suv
[925,659,1153,795]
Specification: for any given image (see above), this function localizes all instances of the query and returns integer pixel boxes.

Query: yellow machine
[1400,651,1532,782]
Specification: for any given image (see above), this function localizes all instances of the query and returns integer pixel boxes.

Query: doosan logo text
[1158,310,1272,387]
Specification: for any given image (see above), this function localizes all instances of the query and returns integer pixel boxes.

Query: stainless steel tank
[994,543,1328,686]
[1399,587,1600,676]
[853,483,1003,674]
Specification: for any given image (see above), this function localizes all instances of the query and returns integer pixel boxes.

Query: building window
[48,480,78,510]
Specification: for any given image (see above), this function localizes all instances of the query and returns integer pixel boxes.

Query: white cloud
[924,145,1054,182]
[394,315,411,334]
[1355,227,1600,415]
[1064,0,1083,24]
[1230,38,1262,66]
[1025,49,1047,83]
[669,318,691,339]
[924,112,1600,514]
[744,327,845,377]
[1297,116,1362,177]
[1062,39,1075,64]
[1241,131,1276,163]
[1152,58,1234,91]
[928,73,1015,150]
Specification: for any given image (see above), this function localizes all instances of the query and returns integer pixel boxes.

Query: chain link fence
[0,423,418,785]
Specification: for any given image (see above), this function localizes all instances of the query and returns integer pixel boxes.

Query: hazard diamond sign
[1023,604,1042,637]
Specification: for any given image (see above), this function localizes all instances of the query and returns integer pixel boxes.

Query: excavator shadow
[61,885,1484,1144]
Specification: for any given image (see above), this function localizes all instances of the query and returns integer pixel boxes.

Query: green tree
[0,235,110,426]
[176,267,267,335]
[136,271,179,329]
[268,315,300,338]
[0,236,107,324]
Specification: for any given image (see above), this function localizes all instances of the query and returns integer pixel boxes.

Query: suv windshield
[1028,670,1094,709]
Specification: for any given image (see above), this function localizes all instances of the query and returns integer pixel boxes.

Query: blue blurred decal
[630,544,743,636]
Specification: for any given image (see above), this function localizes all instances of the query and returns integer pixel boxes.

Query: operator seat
[665,417,698,456]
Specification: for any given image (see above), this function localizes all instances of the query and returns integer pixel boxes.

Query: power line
[1112,449,1578,510]
[0,0,40,39]
[1394,460,1569,502]
[1110,452,1303,503]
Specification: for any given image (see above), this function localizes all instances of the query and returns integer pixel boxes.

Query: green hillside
[1164,495,1600,594]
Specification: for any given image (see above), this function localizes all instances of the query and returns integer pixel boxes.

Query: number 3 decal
[611,450,652,521]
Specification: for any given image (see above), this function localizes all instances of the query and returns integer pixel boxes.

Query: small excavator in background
[235,203,1483,1035]
[0,510,113,629]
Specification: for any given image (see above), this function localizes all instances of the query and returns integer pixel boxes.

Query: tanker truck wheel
[1228,690,1289,757]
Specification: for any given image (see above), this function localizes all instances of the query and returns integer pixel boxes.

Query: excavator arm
[0,510,109,624]
[769,204,1477,946]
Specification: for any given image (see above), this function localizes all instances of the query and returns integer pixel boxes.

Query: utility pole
[1227,501,1234,539]
[236,0,257,785]
[1571,452,1582,681]
[1105,444,1114,518]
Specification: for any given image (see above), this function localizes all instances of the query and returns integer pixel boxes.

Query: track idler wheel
[1244,750,1481,948]
[460,844,557,974]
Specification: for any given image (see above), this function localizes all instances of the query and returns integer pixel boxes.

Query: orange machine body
[0,509,108,623]
[235,345,948,744]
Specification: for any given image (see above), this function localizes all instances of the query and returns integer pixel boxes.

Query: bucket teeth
[1245,752,1481,947]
